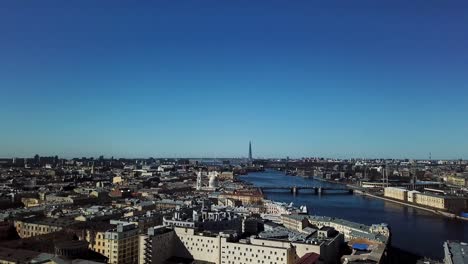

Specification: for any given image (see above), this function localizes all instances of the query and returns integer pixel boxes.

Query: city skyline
[1,1,468,159]
[0,151,464,161]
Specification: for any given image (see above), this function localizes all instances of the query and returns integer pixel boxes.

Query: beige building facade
[384,187,408,201]
[142,225,342,264]
[105,224,139,264]
[14,218,76,238]
[414,193,466,212]
[447,174,467,187]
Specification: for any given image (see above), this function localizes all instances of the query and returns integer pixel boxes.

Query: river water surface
[239,170,468,259]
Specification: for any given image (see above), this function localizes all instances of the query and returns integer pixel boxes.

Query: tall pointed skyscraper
[249,141,253,160]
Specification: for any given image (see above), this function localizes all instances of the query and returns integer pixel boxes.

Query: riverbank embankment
[352,188,468,221]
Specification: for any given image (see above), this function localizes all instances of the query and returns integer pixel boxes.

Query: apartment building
[78,228,108,256]
[143,226,291,264]
[105,223,139,264]
[222,236,292,264]
[414,193,467,212]
[138,226,175,264]
[72,222,132,261]
[384,187,408,201]
[447,174,468,187]
[154,199,185,210]
[142,225,343,264]
[21,198,41,208]
[219,190,264,205]
[173,227,222,263]
[253,229,343,264]
[219,171,234,180]
[407,190,420,203]
[281,214,309,231]
[14,217,76,238]
[264,200,294,215]
[297,215,390,245]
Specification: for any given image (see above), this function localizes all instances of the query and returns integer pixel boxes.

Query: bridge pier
[291,186,298,195]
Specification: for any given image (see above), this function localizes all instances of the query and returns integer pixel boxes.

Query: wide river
[239,170,468,259]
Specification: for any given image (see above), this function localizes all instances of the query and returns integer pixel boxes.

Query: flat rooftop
[0,247,39,263]
[446,241,468,264]
[19,216,77,227]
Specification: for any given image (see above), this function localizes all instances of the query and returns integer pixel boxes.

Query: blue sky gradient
[1,1,467,159]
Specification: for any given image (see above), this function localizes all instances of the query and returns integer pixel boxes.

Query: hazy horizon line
[1,154,465,161]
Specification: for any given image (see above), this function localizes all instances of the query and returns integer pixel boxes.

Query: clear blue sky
[1,1,467,159]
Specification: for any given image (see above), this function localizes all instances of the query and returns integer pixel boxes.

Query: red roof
[295,253,320,264]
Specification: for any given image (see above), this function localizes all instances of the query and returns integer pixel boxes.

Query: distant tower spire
[249,141,253,160]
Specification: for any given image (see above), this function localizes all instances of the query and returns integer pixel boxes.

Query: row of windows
[182,241,217,248]
[96,241,106,246]
[225,246,285,256]
[180,236,216,243]
[22,225,60,232]
[226,251,283,258]
[224,260,284,264]
[185,247,216,253]
[95,248,108,254]
[226,253,284,260]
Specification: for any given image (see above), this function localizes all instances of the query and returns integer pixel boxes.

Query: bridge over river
[258,186,353,195]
